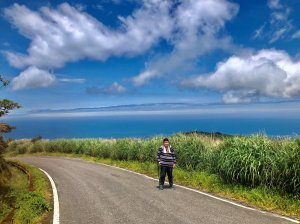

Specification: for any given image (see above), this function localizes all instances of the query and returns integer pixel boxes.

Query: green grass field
[4,133,300,220]
[0,160,51,224]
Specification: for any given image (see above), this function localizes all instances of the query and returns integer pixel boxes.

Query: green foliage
[16,141,33,154]
[0,99,21,117]
[0,75,21,184]
[31,136,42,143]
[171,134,213,171]
[0,136,8,152]
[0,75,9,87]
[0,156,11,185]
[0,162,51,224]
[216,135,300,194]
[0,75,21,132]
[13,191,50,223]
[6,134,300,194]
[0,122,16,134]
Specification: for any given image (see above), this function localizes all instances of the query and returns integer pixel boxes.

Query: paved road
[14,156,297,224]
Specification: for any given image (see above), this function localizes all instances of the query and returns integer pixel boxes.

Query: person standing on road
[157,138,176,190]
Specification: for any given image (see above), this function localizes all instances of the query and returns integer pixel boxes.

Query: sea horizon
[3,114,300,140]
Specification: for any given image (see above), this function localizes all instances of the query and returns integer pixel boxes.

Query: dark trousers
[159,165,173,186]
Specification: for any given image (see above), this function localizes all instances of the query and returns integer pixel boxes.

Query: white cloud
[24,101,300,118]
[180,49,300,103]
[268,8,292,43]
[4,1,240,88]
[254,0,293,43]
[223,90,258,103]
[86,82,127,95]
[11,66,56,90]
[108,82,127,93]
[270,10,289,23]
[100,0,123,5]
[269,23,292,43]
[58,78,85,83]
[132,0,239,86]
[268,0,282,9]
[2,42,10,47]
[111,0,122,5]
[292,30,300,39]
[253,23,266,39]
[132,70,158,86]
[4,1,173,69]
[74,3,86,11]
[11,67,85,90]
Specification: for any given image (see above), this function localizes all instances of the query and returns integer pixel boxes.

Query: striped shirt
[157,145,176,167]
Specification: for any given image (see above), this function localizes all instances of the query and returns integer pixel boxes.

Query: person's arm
[157,148,161,164]
[172,148,176,167]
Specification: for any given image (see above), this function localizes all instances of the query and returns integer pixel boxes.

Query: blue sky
[1,0,300,117]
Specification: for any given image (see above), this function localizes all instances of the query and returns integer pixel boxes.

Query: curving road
[14,156,298,224]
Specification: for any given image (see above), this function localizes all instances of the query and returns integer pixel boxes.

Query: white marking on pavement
[39,168,60,224]
[87,160,299,224]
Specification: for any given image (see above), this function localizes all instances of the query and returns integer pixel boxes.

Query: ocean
[3,115,300,139]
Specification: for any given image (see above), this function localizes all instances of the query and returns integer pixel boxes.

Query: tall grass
[6,134,300,194]
[216,136,300,193]
[0,156,11,185]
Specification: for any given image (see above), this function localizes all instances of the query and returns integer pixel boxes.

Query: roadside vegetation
[0,75,21,182]
[1,75,51,223]
[4,133,300,220]
[0,160,51,223]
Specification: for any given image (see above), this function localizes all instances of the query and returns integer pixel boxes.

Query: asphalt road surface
[14,156,297,224]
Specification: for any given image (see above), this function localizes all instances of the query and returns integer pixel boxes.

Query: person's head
[163,138,170,148]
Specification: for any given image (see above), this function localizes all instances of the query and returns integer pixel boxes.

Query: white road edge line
[39,168,60,224]
[85,160,299,224]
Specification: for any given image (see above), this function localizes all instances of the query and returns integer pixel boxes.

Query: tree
[0,76,21,136]
[0,75,21,128]
[0,75,21,184]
